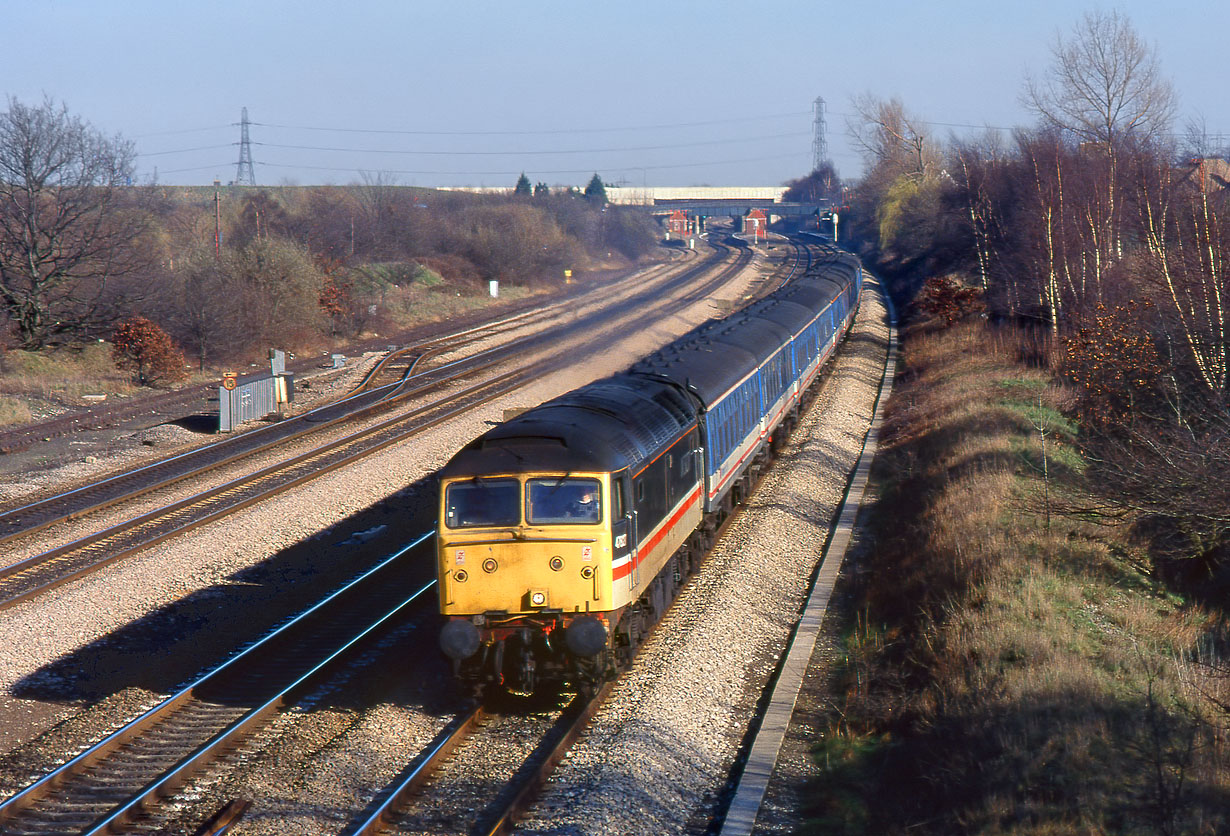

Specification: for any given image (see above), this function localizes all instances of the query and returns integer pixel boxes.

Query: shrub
[112,317,187,387]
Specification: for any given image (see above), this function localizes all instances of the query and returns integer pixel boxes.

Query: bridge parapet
[605,186,788,205]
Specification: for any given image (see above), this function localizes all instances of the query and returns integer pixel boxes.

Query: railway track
[0,240,877,834]
[0,240,761,611]
[0,255,695,546]
[0,533,437,835]
[347,686,613,836]
[0,255,694,459]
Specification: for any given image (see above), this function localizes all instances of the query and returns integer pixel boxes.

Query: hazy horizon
[4,1,1226,189]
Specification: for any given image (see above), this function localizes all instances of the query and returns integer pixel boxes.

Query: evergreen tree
[584,173,607,203]
[534,182,550,198]
[514,172,532,195]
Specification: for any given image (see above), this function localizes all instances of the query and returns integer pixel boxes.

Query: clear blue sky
[3,0,1225,189]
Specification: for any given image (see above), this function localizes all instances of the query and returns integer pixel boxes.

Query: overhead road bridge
[605,186,831,218]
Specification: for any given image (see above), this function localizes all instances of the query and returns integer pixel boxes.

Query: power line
[251,131,809,158]
[138,143,234,157]
[156,163,234,174]
[251,111,810,137]
[254,150,807,178]
[133,124,232,138]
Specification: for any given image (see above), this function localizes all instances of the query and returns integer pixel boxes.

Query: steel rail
[346,708,486,835]
[0,533,437,835]
[0,249,717,549]
[477,683,617,836]
[0,358,539,611]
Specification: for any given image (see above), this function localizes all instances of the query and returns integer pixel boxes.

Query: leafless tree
[0,96,152,348]
[1024,12,1178,266]
[1024,11,1177,149]
[949,133,1009,293]
[847,93,937,181]
[1180,114,1230,163]
[1129,149,1230,398]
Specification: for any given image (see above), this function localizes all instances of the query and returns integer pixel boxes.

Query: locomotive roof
[439,375,698,477]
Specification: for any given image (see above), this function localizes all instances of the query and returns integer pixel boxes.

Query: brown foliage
[915,275,984,326]
[1059,301,1163,428]
[111,316,187,386]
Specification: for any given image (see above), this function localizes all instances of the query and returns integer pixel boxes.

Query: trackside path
[720,275,897,835]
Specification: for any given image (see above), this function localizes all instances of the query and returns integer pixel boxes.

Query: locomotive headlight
[580,566,594,580]
[454,569,468,583]
[482,558,498,573]
[529,589,547,607]
[549,556,564,571]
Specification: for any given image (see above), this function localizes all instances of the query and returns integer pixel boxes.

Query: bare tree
[949,133,1009,293]
[847,94,937,181]
[0,96,151,348]
[1180,114,1230,163]
[1024,11,1177,149]
[1021,12,1175,299]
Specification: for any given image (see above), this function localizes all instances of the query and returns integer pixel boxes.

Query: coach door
[610,475,637,589]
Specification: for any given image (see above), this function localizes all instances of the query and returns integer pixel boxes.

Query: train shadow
[11,473,456,717]
[167,412,219,434]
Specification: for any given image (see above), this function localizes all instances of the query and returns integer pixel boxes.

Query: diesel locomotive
[437,250,864,693]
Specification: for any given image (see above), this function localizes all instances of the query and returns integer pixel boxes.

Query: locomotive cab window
[526,477,602,525]
[445,477,521,528]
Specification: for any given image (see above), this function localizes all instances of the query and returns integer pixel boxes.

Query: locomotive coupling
[565,615,608,657]
[440,619,481,660]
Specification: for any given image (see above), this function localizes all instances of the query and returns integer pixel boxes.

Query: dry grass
[805,321,1230,835]
[0,343,137,405]
[0,396,33,426]
[385,282,536,324]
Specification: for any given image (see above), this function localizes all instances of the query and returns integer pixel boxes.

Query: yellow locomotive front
[438,472,616,614]
[437,471,621,691]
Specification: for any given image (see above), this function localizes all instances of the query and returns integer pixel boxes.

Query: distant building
[1182,157,1230,194]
